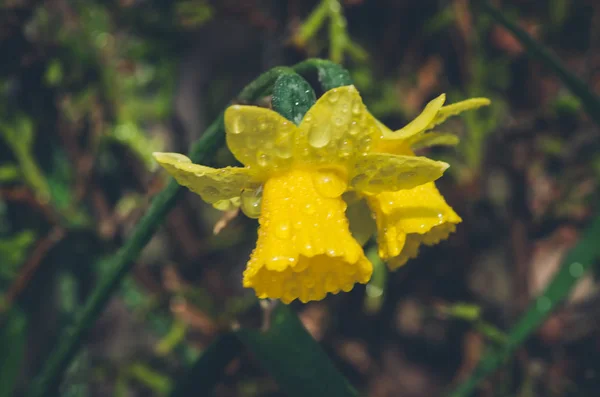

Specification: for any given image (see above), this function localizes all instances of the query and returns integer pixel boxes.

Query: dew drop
[334,117,344,126]
[397,171,416,182]
[350,174,367,186]
[349,121,360,135]
[275,221,291,239]
[240,186,262,219]
[352,102,362,115]
[313,171,347,198]
[231,115,245,134]
[257,151,271,167]
[259,122,268,131]
[275,144,292,159]
[338,139,353,157]
[380,165,396,177]
[304,203,316,215]
[328,90,340,103]
[201,186,219,197]
[308,125,331,148]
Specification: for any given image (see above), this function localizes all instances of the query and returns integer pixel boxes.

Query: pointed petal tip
[152,152,191,164]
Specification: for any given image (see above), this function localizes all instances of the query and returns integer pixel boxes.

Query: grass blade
[448,214,600,396]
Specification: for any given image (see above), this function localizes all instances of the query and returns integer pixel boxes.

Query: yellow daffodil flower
[363,94,491,269]
[153,86,450,303]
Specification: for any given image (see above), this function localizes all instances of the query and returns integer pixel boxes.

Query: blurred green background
[1,0,599,396]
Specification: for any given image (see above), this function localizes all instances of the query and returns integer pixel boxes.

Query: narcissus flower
[153,85,449,303]
[361,94,491,269]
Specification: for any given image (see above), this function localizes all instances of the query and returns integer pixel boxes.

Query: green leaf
[0,307,27,397]
[237,305,358,397]
[272,73,316,125]
[317,61,353,91]
[294,59,353,91]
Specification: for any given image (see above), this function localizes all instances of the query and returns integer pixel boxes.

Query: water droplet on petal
[350,174,367,186]
[338,139,353,157]
[275,144,292,159]
[241,186,262,219]
[312,171,347,198]
[201,186,219,197]
[380,165,396,177]
[304,203,315,215]
[257,151,270,167]
[275,221,291,239]
[308,125,331,148]
[352,102,362,115]
[328,89,340,103]
[231,115,244,134]
[349,121,360,135]
[397,171,416,182]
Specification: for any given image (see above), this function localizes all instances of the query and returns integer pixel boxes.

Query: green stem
[448,214,600,396]
[477,0,600,126]
[26,66,290,397]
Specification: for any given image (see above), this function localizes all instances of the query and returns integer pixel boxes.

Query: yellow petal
[224,105,298,173]
[386,224,457,270]
[366,182,461,267]
[428,98,491,130]
[385,234,421,270]
[408,132,460,150]
[350,153,449,194]
[243,169,372,304]
[153,152,257,205]
[388,94,446,140]
[294,85,382,167]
